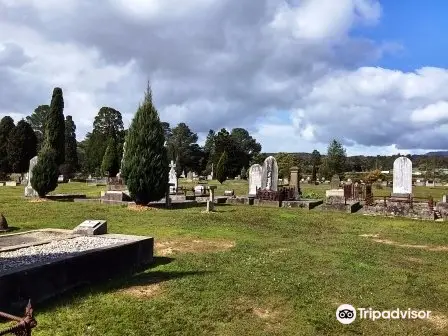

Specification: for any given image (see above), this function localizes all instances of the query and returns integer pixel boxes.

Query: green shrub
[31,146,59,197]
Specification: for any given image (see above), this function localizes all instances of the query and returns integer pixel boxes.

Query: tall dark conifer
[45,87,65,164]
[121,83,168,205]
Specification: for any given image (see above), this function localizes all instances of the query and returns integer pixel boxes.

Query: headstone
[168,160,177,193]
[289,166,300,200]
[24,156,38,197]
[392,157,412,195]
[207,185,216,211]
[443,195,447,203]
[72,220,107,236]
[58,175,64,183]
[248,164,263,195]
[187,171,193,181]
[261,156,278,191]
[180,171,185,178]
[330,175,341,189]
[194,185,205,195]
[224,190,234,196]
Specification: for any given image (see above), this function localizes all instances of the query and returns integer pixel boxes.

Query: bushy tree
[326,139,347,178]
[215,151,228,184]
[7,120,37,174]
[31,146,59,197]
[45,88,65,164]
[121,84,168,205]
[101,137,120,177]
[275,152,300,179]
[27,105,50,151]
[0,116,15,176]
[165,123,198,175]
[85,107,124,173]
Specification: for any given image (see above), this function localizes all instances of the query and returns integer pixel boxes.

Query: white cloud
[0,0,447,155]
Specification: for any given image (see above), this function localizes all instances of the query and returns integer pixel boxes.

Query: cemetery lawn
[1,185,448,335]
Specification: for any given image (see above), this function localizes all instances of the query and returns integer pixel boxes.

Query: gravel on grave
[0,236,130,273]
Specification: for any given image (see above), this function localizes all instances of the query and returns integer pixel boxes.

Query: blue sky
[359,0,448,71]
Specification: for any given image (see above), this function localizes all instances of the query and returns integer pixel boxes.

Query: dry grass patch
[127,204,161,211]
[156,239,235,256]
[117,283,163,299]
[29,198,48,203]
[428,312,448,330]
[360,234,448,252]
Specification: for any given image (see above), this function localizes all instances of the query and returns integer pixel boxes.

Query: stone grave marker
[393,156,412,196]
[248,164,262,195]
[289,166,300,199]
[24,156,38,197]
[261,156,278,191]
[73,220,107,236]
[330,175,341,189]
[168,160,178,193]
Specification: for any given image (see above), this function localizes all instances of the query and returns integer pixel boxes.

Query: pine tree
[121,83,168,205]
[0,116,15,176]
[216,151,228,184]
[7,120,37,174]
[101,137,120,177]
[326,139,347,178]
[31,145,59,197]
[45,87,65,165]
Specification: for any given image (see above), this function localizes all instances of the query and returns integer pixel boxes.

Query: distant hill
[425,151,448,157]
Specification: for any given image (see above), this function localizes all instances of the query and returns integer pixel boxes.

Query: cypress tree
[45,87,65,165]
[7,120,37,174]
[0,116,15,176]
[101,137,120,177]
[31,145,59,197]
[121,84,168,205]
[216,151,228,184]
[61,115,78,177]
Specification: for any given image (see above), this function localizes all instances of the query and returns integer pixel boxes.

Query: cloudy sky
[1,0,447,156]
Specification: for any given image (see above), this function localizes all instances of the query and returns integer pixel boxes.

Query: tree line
[1,86,447,187]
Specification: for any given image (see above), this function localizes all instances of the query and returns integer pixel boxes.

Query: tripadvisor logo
[336,304,431,324]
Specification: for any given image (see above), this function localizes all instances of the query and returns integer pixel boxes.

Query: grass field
[1,183,448,335]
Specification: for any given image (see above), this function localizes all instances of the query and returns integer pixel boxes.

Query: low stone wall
[361,200,433,220]
[282,199,323,210]
[226,197,252,205]
[319,201,361,213]
[253,199,281,207]
[325,196,346,205]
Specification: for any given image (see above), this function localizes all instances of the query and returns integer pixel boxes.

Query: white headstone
[393,156,412,195]
[169,160,177,193]
[248,164,262,195]
[24,156,38,197]
[261,156,278,191]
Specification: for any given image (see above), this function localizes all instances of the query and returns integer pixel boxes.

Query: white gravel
[0,236,129,273]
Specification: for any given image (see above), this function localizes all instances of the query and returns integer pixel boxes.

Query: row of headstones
[328,157,413,195]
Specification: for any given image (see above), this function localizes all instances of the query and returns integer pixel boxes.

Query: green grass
[1,183,448,335]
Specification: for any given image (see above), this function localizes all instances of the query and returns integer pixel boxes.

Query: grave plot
[0,220,154,311]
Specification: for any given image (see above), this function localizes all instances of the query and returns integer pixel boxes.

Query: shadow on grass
[0,226,20,234]
[33,256,211,314]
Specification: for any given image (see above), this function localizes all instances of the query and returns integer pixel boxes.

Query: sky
[1,0,448,156]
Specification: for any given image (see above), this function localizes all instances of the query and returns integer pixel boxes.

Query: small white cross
[169,160,176,169]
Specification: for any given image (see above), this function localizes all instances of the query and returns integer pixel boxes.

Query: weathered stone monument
[330,174,341,189]
[392,156,412,196]
[248,164,262,196]
[261,156,278,191]
[206,185,217,212]
[289,166,300,200]
[169,160,178,194]
[186,171,193,182]
[24,156,38,197]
